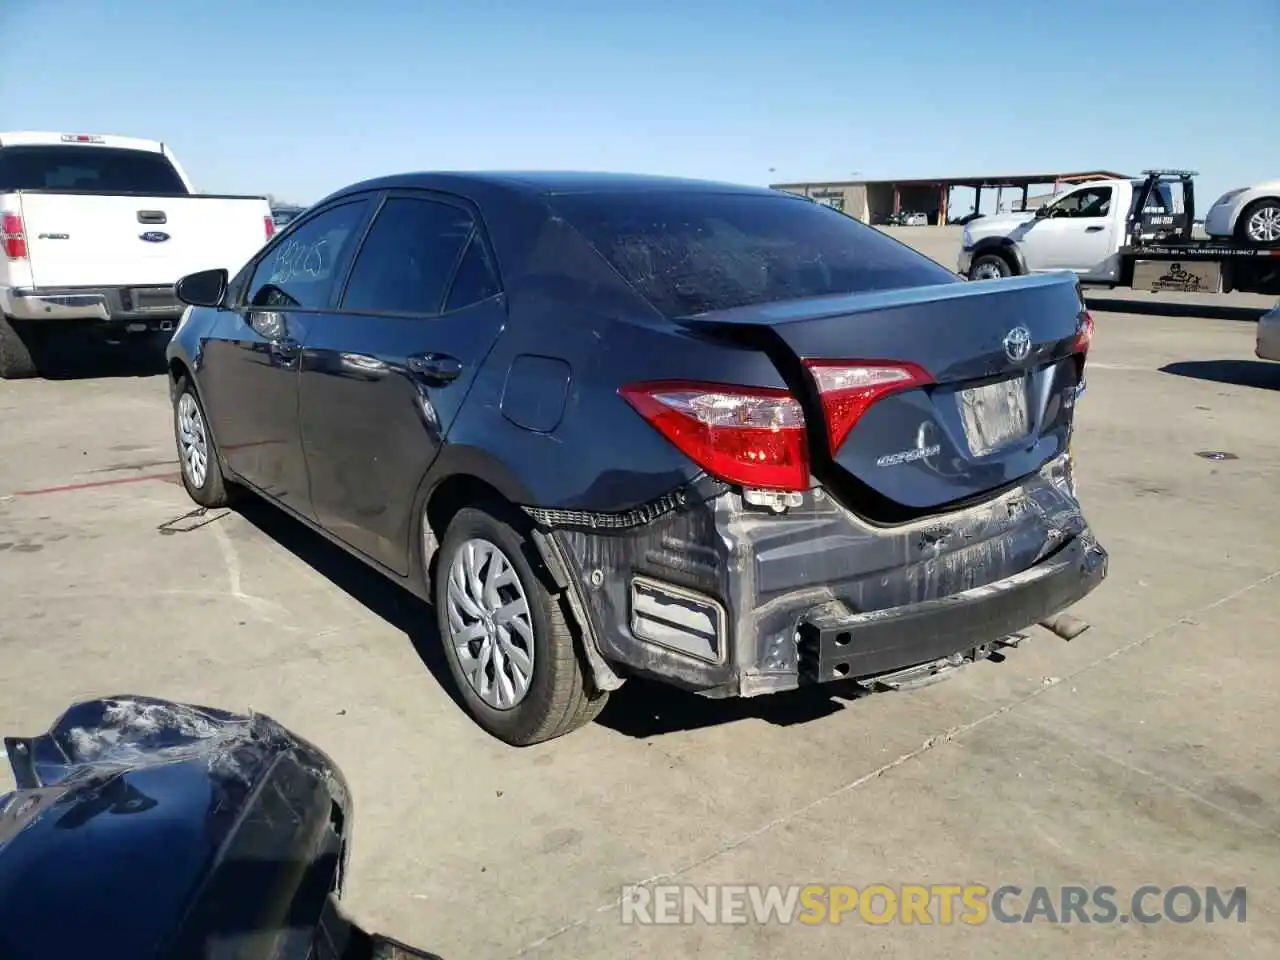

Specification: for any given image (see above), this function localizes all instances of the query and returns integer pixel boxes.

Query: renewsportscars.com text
[620,883,1247,926]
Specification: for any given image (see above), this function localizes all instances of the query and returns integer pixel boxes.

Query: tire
[434,505,607,746]
[968,253,1013,281]
[172,375,239,508]
[1236,198,1280,246]
[0,315,37,380]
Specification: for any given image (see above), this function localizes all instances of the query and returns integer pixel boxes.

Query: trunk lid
[19,192,271,288]
[679,272,1087,513]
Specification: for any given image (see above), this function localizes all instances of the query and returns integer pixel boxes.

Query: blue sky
[2,0,1276,208]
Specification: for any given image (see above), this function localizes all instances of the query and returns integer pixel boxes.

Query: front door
[1023,185,1116,276]
[298,192,507,574]
[198,198,373,517]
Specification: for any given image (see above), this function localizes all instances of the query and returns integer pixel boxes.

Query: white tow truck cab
[0,131,275,378]
[958,170,1280,298]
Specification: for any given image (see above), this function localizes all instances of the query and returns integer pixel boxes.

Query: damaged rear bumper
[532,455,1108,697]
[797,534,1104,684]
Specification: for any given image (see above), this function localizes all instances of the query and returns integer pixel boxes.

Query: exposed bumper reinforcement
[797,534,1107,684]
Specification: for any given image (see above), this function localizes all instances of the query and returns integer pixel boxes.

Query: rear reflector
[620,380,809,491]
[2,212,26,260]
[804,360,934,453]
[264,216,276,240]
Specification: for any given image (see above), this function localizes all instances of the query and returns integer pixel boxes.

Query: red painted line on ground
[13,471,181,497]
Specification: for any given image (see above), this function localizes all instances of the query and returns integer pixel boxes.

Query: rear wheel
[172,376,239,508]
[1237,198,1280,246]
[434,505,607,746]
[0,315,37,379]
[968,253,1013,281]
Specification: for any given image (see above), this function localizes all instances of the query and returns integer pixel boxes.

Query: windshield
[553,190,957,318]
[0,145,189,195]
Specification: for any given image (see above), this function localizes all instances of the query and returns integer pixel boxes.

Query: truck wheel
[434,505,608,746]
[172,376,239,508]
[0,315,37,379]
[968,254,1012,281]
[1237,198,1280,246]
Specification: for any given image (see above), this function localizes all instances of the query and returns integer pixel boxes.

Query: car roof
[325,170,783,204]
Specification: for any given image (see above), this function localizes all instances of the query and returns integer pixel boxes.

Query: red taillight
[804,360,934,453]
[264,216,276,240]
[2,212,26,260]
[619,380,810,491]
[1073,310,1094,355]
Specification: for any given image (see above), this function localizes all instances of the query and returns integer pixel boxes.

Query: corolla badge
[1003,325,1032,363]
[139,231,171,243]
[876,421,942,468]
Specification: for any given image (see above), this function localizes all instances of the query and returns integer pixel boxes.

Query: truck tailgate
[19,193,271,288]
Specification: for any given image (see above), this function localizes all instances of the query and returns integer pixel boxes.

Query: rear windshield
[0,145,189,195]
[552,190,957,317]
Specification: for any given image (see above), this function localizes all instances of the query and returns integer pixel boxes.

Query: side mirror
[175,268,229,308]
[1034,206,1051,219]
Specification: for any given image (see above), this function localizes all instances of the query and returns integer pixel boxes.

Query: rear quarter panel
[448,299,791,513]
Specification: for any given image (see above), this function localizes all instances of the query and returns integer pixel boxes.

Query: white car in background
[1256,302,1280,361]
[1204,180,1280,245]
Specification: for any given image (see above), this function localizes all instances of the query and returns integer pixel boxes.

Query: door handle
[407,353,463,384]
[1085,225,1105,233]
[340,352,389,375]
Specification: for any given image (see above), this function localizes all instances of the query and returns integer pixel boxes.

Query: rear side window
[0,146,188,194]
[552,191,957,317]
[247,200,370,310]
[341,197,475,315]
[1129,183,1179,216]
[444,235,501,312]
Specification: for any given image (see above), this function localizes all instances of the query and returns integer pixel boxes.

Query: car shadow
[1159,359,1280,390]
[594,676,874,737]
[1083,296,1268,323]
[26,330,171,380]
[232,498,464,712]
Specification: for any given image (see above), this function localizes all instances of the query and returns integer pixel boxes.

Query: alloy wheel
[1246,206,1280,244]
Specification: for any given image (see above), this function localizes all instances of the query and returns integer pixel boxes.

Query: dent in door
[500,355,573,433]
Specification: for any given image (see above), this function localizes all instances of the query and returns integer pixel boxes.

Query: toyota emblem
[1003,325,1032,363]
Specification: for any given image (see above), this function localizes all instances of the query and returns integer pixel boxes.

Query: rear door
[298,191,507,574]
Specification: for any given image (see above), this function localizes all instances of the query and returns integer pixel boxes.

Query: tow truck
[959,169,1280,296]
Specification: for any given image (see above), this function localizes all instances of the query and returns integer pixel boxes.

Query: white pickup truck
[957,170,1280,297]
[0,131,275,378]
[958,176,1180,283]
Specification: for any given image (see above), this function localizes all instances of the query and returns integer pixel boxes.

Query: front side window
[552,190,956,318]
[340,197,476,315]
[1049,187,1113,219]
[246,200,370,310]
